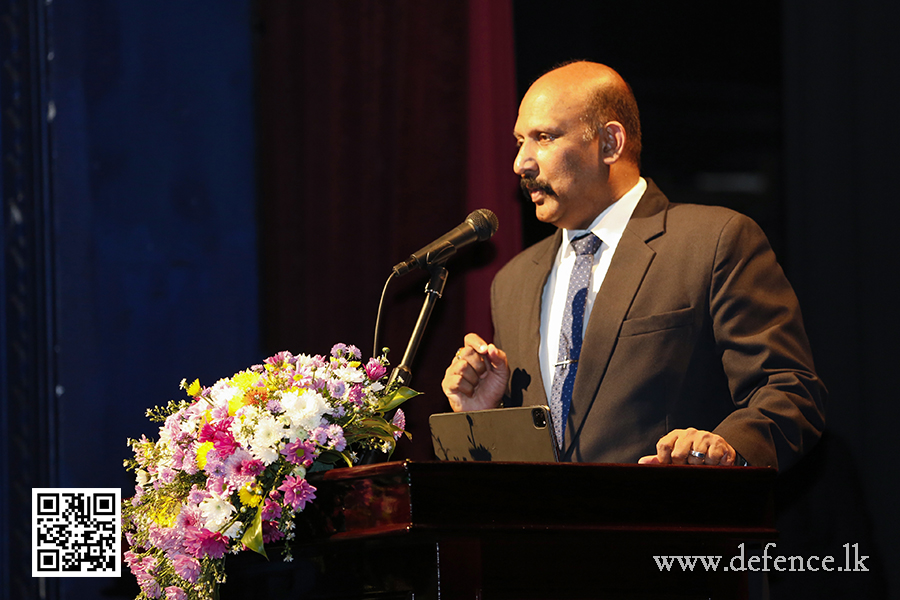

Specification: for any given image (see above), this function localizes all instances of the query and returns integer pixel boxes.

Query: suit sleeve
[709,214,826,470]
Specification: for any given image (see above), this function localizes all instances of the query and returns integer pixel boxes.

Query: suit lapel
[564,181,669,449]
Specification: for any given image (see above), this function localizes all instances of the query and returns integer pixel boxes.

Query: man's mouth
[520,178,555,201]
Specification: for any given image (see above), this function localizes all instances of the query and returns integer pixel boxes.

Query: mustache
[519,177,556,197]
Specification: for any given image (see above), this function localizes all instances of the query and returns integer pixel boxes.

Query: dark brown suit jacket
[491,180,825,470]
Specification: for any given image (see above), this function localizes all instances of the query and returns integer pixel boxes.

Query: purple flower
[330,343,347,358]
[364,358,387,380]
[278,475,317,511]
[158,467,176,485]
[327,424,347,451]
[347,345,362,359]
[187,486,209,505]
[327,379,346,399]
[310,427,329,445]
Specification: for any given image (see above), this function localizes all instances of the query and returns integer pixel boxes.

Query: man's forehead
[514,86,586,134]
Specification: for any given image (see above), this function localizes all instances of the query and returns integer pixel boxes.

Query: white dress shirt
[539,177,647,401]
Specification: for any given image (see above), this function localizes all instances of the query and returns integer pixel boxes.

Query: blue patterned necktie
[550,233,601,446]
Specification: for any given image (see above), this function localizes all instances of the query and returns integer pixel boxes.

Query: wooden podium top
[299,460,776,543]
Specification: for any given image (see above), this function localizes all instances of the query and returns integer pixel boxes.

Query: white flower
[332,365,365,383]
[223,521,242,539]
[136,469,149,486]
[251,444,278,465]
[210,380,241,407]
[253,414,284,448]
[281,389,330,432]
[199,495,236,531]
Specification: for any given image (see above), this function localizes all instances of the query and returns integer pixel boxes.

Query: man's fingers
[654,431,677,464]
[645,429,737,467]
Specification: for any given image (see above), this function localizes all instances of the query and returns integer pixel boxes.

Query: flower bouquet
[122,344,418,600]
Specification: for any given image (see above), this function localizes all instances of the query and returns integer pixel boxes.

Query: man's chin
[533,205,561,227]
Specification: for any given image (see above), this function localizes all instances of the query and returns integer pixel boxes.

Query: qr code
[32,488,121,577]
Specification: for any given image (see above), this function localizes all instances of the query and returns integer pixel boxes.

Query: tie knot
[571,233,601,257]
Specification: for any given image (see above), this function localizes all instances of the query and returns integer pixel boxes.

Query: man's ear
[600,121,627,164]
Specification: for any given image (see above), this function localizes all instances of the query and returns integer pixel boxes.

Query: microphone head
[466,209,499,241]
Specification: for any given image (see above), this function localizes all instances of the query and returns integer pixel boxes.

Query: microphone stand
[386,264,448,389]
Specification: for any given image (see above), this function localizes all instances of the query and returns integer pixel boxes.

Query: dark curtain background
[255,0,520,461]
[2,1,899,599]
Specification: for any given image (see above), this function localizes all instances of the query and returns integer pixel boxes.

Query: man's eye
[538,133,556,143]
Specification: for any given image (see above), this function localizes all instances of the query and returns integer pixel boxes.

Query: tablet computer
[429,405,559,462]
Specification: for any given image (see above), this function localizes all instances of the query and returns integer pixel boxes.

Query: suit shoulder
[493,233,558,284]
[664,203,767,239]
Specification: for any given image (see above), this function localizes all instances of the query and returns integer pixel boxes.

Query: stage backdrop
[255,0,521,461]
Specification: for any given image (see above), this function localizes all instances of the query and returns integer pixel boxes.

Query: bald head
[528,61,642,167]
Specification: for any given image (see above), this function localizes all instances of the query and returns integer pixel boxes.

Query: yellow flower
[150,496,181,527]
[238,483,264,507]
[196,441,214,469]
[184,378,202,397]
[228,394,250,417]
[231,371,260,391]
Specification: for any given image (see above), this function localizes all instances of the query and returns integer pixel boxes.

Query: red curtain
[256,0,519,459]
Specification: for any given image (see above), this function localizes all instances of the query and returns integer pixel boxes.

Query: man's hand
[638,428,737,466]
[441,333,509,412]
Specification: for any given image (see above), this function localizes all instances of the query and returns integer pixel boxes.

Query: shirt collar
[561,177,647,253]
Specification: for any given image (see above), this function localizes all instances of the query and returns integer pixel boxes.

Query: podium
[223,460,776,600]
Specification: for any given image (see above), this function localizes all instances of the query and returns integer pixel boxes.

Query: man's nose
[513,143,537,177]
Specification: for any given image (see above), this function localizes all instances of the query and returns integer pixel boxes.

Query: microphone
[392,209,499,276]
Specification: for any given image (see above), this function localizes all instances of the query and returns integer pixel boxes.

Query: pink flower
[262,520,285,544]
[198,418,238,457]
[184,527,228,559]
[172,554,201,584]
[346,385,364,406]
[392,409,406,439]
[165,586,187,600]
[365,358,387,380]
[140,577,161,599]
[278,475,317,511]
[281,439,316,467]
[261,495,283,521]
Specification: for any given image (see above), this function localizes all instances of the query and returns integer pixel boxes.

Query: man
[441,61,825,470]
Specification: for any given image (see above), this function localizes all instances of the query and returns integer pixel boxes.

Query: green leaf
[377,386,420,412]
[241,504,268,559]
[316,449,353,468]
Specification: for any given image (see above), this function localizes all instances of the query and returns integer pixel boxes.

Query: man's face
[513,82,610,231]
